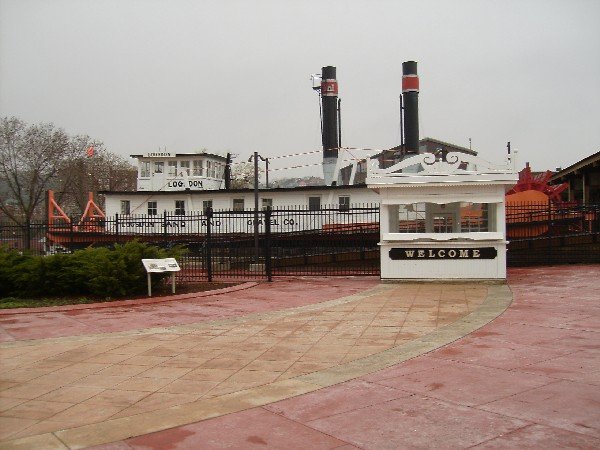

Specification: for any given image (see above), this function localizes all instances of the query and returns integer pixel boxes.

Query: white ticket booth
[366,151,518,280]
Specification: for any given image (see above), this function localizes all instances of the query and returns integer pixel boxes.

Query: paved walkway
[0,267,598,449]
[0,278,379,341]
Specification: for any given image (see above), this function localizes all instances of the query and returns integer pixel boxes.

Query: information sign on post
[141,258,181,297]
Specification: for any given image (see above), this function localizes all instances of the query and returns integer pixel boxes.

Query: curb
[0,282,259,315]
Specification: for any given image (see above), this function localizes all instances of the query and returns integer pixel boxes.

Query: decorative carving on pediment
[367,149,515,180]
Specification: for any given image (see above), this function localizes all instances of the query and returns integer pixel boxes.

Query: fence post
[163,211,168,247]
[69,216,74,251]
[264,208,272,282]
[115,213,120,238]
[547,200,553,261]
[206,207,213,282]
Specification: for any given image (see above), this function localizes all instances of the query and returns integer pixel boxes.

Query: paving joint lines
[0,283,512,449]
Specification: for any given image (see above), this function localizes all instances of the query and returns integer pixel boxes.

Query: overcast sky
[1,0,598,179]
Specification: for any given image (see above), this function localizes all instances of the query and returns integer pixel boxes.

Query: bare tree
[230,162,255,189]
[0,117,75,226]
[0,117,137,247]
[57,139,136,215]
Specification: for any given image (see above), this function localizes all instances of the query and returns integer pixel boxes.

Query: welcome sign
[389,247,498,260]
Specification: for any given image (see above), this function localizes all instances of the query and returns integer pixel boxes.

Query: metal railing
[506,202,600,266]
[0,204,381,280]
[2,202,598,276]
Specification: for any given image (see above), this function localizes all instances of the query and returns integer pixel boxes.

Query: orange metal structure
[506,163,567,203]
[46,191,107,248]
[47,190,71,226]
[77,192,106,231]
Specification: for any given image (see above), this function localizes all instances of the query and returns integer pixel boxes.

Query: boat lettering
[167,180,204,189]
[246,219,280,226]
[200,220,221,227]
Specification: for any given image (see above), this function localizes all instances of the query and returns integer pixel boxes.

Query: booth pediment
[366,152,518,187]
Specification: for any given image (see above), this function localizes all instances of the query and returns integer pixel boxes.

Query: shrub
[0,241,185,299]
[0,246,30,297]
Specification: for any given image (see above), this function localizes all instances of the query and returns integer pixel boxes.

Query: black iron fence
[506,202,600,266]
[2,202,598,277]
[0,205,381,280]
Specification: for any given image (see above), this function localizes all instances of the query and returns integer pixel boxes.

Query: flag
[86,146,94,158]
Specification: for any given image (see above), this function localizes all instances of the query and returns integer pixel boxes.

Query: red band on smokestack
[402,75,419,92]
[321,80,338,96]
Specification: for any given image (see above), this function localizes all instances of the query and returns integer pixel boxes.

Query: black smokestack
[402,61,419,154]
[321,66,339,158]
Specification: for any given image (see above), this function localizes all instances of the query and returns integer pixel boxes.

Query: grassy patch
[0,282,238,309]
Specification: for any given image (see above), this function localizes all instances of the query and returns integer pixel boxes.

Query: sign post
[141,258,181,297]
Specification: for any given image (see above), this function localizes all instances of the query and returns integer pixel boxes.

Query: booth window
[202,200,213,213]
[154,161,164,174]
[394,202,495,233]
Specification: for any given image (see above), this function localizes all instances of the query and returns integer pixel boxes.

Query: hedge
[0,241,184,298]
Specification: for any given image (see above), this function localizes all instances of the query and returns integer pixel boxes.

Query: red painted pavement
[88,265,599,449]
[0,277,379,342]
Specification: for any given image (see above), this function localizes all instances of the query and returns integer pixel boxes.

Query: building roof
[130,152,227,160]
[550,151,600,181]
[418,137,478,156]
[100,183,369,196]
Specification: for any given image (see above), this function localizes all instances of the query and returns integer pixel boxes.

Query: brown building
[340,137,477,185]
[550,151,600,203]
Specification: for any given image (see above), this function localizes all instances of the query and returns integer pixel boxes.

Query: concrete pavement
[0,267,598,449]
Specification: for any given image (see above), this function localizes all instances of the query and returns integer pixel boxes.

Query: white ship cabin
[103,151,379,217]
[102,141,482,218]
[133,150,227,192]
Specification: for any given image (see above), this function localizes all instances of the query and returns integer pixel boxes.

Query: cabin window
[180,160,190,175]
[140,162,151,178]
[308,196,321,211]
[339,196,350,211]
[175,200,186,216]
[207,161,216,178]
[262,198,273,210]
[147,201,157,216]
[167,161,177,176]
[202,200,213,213]
[154,161,164,174]
[120,200,130,215]
[233,198,245,211]
[193,160,204,176]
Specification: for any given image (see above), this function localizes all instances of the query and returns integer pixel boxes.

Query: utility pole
[248,152,268,263]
